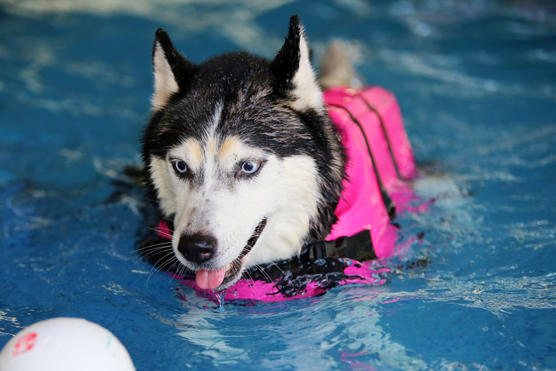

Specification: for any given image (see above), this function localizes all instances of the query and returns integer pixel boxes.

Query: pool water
[1,1,555,370]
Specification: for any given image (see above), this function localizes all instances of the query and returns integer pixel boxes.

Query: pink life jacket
[323,86,417,258]
[156,86,419,302]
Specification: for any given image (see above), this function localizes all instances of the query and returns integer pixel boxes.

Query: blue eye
[173,160,187,173]
[241,161,259,174]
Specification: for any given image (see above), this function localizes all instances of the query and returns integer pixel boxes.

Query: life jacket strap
[302,229,376,262]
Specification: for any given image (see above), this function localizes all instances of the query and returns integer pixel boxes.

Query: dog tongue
[196,267,227,290]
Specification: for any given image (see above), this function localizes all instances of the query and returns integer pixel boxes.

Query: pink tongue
[196,267,227,290]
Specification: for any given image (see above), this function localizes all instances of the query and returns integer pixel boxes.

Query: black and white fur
[142,16,345,289]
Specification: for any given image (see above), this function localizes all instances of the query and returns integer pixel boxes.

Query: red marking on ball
[12,333,37,356]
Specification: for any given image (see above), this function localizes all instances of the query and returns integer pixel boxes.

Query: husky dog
[142,16,345,291]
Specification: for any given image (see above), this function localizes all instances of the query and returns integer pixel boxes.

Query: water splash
[213,289,228,312]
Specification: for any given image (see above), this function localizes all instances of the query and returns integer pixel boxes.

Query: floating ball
[0,317,135,371]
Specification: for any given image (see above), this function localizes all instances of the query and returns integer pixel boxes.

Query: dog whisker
[241,269,262,297]
[253,264,273,283]
[137,245,173,258]
[148,227,173,239]
[147,251,179,283]
[136,242,173,252]
[268,262,286,276]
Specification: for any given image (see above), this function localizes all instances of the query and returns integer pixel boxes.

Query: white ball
[0,317,136,371]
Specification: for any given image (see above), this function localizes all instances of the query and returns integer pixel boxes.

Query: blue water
[1,1,555,370]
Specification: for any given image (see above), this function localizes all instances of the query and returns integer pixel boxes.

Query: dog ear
[151,29,196,111]
[271,15,323,111]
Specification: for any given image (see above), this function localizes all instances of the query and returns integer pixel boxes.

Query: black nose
[177,234,217,264]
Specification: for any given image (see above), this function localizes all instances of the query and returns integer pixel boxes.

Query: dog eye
[241,161,259,174]
[173,160,188,173]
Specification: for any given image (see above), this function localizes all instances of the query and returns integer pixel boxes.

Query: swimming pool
[1,0,555,369]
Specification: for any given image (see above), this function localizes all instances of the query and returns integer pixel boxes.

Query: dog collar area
[148,221,390,302]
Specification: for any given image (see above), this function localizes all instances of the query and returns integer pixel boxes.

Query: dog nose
[177,234,217,264]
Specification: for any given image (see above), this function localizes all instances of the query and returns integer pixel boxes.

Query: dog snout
[177,234,217,264]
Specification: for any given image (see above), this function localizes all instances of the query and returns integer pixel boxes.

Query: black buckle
[327,229,377,261]
[302,240,328,261]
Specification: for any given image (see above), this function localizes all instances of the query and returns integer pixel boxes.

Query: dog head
[142,16,344,290]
